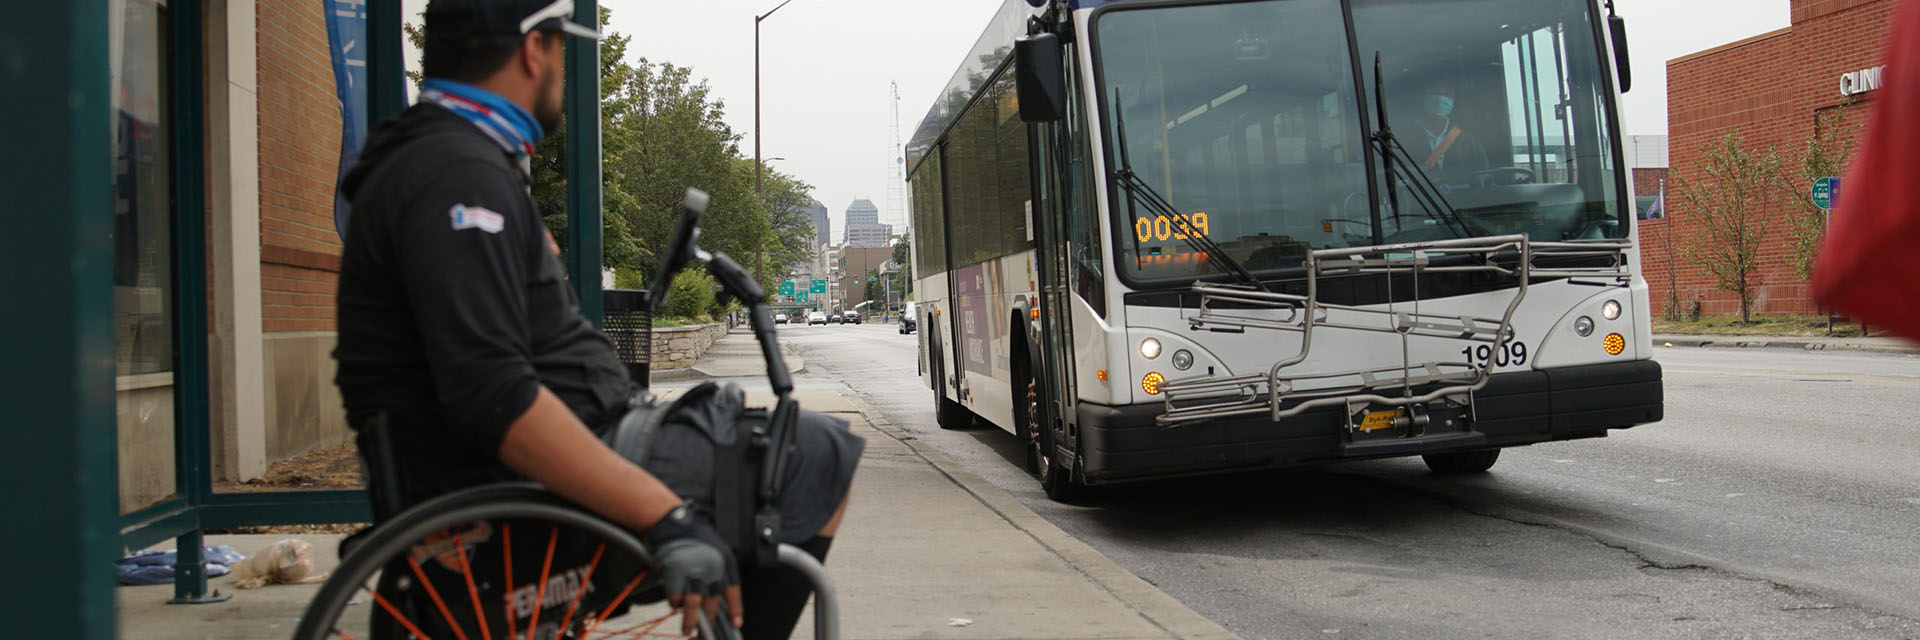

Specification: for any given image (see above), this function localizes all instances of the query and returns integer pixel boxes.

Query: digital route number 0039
[1133,212,1210,243]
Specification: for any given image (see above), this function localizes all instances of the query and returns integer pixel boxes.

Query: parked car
[774,313,788,325]
[807,311,828,326]
[843,311,862,325]
[900,302,918,334]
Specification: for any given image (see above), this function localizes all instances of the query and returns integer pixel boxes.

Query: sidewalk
[120,329,1237,639]
[653,325,806,381]
[1654,333,1918,354]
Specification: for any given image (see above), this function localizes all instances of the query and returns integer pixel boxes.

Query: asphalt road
[695,322,1920,639]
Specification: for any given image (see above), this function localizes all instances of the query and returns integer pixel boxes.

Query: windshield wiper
[1368,53,1472,239]
[1111,89,1269,292]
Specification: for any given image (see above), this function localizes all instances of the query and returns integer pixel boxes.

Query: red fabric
[1812,0,1920,341]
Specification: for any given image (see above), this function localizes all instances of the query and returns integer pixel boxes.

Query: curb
[837,393,1240,640]
[648,344,807,382]
[1656,336,1917,354]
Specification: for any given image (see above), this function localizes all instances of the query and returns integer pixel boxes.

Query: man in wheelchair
[331,1,862,637]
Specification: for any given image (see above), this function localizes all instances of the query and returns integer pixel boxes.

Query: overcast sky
[408,1,1793,236]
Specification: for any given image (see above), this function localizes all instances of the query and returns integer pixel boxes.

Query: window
[946,70,1033,268]
[113,0,178,514]
[910,152,947,276]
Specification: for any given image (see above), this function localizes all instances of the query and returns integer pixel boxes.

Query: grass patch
[652,314,715,328]
[1654,314,1865,338]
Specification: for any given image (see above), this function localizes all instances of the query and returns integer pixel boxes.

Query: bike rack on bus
[1156,235,1632,430]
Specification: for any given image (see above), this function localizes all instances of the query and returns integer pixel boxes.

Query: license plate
[1359,408,1404,432]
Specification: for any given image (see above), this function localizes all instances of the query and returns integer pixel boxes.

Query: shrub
[661,268,716,321]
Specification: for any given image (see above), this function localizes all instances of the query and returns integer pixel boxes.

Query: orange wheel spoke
[334,630,362,640]
[525,525,560,640]
[368,585,436,640]
[452,531,493,640]
[583,571,648,637]
[557,543,606,635]
[405,554,473,640]
[503,523,518,640]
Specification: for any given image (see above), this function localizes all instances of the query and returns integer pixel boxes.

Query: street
[694,322,1920,639]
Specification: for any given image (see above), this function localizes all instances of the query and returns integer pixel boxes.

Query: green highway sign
[1812,176,1841,210]
[797,291,809,303]
[779,281,795,296]
[810,279,826,294]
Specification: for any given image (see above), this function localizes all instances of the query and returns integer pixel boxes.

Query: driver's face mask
[1424,94,1455,117]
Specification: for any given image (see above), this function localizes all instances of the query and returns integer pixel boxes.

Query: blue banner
[325,0,369,239]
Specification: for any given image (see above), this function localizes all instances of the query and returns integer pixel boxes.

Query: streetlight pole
[754,0,797,285]
[754,0,798,197]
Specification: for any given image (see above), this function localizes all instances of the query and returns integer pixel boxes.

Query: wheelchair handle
[701,250,792,397]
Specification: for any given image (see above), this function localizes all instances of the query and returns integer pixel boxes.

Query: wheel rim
[295,496,692,640]
[1027,380,1054,482]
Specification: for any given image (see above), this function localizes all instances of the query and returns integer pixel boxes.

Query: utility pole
[754,0,799,283]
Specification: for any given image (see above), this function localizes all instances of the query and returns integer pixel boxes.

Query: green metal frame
[567,0,605,327]
[2,2,115,635]
[96,0,610,605]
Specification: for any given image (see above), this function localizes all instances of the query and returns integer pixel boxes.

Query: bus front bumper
[1074,359,1663,485]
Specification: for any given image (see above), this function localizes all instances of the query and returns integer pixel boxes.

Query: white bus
[908,0,1662,501]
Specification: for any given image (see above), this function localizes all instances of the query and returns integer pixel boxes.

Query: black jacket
[334,103,635,501]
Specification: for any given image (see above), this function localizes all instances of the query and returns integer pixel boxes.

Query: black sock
[739,536,833,640]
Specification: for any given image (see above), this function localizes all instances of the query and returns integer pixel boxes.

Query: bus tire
[1423,449,1501,474]
[931,330,972,430]
[1029,380,1085,502]
[1013,346,1039,473]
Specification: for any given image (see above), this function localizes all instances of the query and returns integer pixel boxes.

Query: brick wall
[256,0,343,332]
[1647,0,1894,318]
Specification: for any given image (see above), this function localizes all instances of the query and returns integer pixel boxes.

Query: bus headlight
[1602,300,1622,321]
[1140,338,1163,360]
[1171,349,1194,371]
[1142,372,1165,395]
[1574,316,1595,337]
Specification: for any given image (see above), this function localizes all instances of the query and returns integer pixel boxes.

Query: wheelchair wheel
[293,483,702,640]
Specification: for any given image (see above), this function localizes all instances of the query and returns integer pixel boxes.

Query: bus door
[1030,117,1074,441]
[937,144,970,403]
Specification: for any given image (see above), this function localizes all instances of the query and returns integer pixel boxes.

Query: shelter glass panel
[113,0,178,515]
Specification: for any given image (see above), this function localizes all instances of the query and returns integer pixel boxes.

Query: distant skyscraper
[806,199,829,250]
[845,199,879,232]
[844,199,888,247]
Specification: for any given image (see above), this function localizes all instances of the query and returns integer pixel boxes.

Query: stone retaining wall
[650,323,729,370]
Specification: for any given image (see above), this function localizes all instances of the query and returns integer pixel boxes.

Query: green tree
[1674,130,1783,323]
[890,232,913,302]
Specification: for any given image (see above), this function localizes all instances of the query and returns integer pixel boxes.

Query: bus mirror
[1015,33,1066,123]
[1608,14,1632,93]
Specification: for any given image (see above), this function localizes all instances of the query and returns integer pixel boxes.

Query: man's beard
[534,71,563,135]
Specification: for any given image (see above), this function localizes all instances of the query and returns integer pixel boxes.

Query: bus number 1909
[1462,342,1528,368]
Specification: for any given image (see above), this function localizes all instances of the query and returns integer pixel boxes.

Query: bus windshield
[1094,0,1625,285]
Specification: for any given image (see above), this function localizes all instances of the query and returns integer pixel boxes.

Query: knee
[815,489,851,538]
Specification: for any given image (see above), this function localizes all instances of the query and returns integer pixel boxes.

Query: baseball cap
[426,0,602,41]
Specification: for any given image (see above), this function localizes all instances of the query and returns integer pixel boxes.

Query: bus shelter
[3,2,605,636]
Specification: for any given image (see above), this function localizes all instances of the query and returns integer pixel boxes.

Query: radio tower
[886,81,908,235]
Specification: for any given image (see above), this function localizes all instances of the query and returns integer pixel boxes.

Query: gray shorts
[602,384,864,543]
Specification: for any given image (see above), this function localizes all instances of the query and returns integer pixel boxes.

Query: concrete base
[261,332,350,467]
[117,373,178,514]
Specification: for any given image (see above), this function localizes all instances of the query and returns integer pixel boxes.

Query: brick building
[1645,0,1895,318]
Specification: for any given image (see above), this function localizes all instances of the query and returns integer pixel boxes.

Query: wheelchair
[294,190,838,640]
